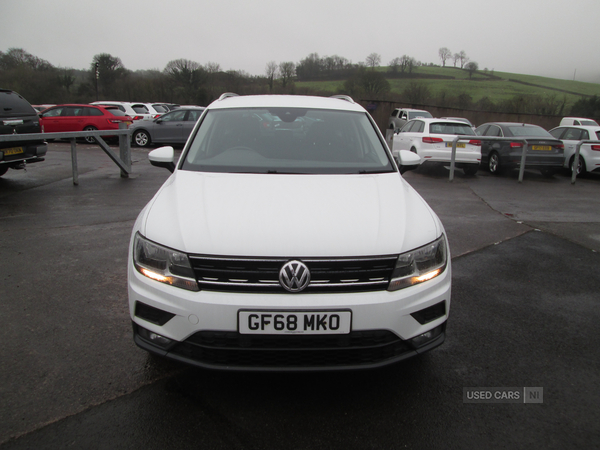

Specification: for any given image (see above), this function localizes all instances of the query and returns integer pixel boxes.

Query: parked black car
[475,122,564,177]
[0,89,47,177]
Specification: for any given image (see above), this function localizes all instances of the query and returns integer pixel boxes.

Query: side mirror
[393,150,421,174]
[148,146,175,172]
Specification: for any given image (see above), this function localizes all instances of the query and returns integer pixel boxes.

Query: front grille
[169,330,412,368]
[188,255,397,293]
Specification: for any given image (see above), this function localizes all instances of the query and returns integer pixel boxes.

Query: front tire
[540,167,558,178]
[463,165,479,176]
[134,130,151,148]
[83,126,97,144]
[0,165,8,177]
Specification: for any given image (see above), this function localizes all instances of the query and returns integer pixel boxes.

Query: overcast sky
[2,0,599,83]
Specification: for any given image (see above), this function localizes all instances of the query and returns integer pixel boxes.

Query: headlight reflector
[388,235,448,291]
[133,233,199,291]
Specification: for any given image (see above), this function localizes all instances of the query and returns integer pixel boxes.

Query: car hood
[139,171,442,257]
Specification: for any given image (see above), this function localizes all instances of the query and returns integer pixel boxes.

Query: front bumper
[128,261,451,371]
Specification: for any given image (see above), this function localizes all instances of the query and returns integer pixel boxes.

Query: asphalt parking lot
[1,143,599,449]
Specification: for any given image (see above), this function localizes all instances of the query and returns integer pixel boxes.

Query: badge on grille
[279,260,311,292]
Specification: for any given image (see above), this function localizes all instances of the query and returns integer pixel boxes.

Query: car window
[429,122,473,135]
[412,120,425,133]
[161,110,187,122]
[64,107,83,116]
[400,121,415,132]
[409,111,432,120]
[580,120,598,126]
[132,104,149,114]
[182,108,394,174]
[507,125,552,138]
[549,128,566,139]
[0,90,37,117]
[484,125,502,137]
[596,131,600,140]
[84,107,104,116]
[563,128,583,140]
[188,110,203,121]
[104,107,128,117]
[42,107,64,118]
[390,109,400,118]
[475,125,488,136]
[152,104,169,113]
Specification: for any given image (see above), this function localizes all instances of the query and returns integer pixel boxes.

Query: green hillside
[295,66,600,110]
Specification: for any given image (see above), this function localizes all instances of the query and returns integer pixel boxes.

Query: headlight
[133,233,199,291]
[388,235,448,291]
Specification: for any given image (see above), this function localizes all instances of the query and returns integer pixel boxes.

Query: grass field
[295,66,600,110]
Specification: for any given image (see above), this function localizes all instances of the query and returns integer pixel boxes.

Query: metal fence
[0,125,131,185]
[385,129,599,184]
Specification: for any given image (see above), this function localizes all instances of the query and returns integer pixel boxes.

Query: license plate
[445,142,466,148]
[532,145,551,151]
[238,310,351,335]
[3,146,24,156]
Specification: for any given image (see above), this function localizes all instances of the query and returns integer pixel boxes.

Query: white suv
[128,94,451,371]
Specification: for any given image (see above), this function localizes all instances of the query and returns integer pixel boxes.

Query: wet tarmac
[1,143,599,449]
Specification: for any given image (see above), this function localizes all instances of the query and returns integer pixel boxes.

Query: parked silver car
[130,107,205,147]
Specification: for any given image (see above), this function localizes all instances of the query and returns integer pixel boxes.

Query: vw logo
[279,260,311,293]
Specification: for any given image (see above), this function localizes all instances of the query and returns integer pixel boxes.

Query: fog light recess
[409,324,444,348]
[137,326,173,348]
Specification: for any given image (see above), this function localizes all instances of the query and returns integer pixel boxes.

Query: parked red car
[39,104,132,143]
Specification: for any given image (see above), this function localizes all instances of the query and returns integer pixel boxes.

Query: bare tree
[458,51,469,69]
[205,62,221,73]
[388,57,402,74]
[279,61,296,88]
[438,47,451,67]
[365,53,381,69]
[265,61,278,91]
[453,53,460,67]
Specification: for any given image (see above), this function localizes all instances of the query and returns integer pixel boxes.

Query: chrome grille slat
[188,255,397,293]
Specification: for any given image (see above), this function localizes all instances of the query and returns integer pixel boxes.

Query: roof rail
[330,95,355,104]
[217,93,239,101]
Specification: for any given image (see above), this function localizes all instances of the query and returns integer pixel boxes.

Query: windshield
[507,126,553,138]
[429,122,475,135]
[181,108,394,174]
[409,111,432,119]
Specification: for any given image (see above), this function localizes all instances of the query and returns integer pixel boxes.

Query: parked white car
[393,118,481,175]
[549,125,600,174]
[388,108,432,131]
[91,101,157,120]
[128,93,451,371]
[559,117,599,127]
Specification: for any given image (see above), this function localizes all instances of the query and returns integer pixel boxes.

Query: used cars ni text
[393,117,481,175]
[128,94,451,371]
[475,122,564,176]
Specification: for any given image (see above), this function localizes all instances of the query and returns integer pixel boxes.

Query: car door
[152,109,187,143]
[181,110,202,143]
[480,124,503,161]
[560,128,587,163]
[40,106,65,133]
[393,120,416,150]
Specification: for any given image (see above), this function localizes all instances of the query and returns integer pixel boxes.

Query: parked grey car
[130,107,205,148]
[475,122,564,177]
